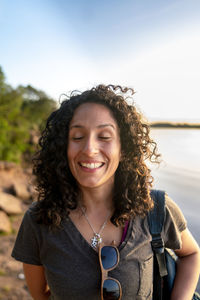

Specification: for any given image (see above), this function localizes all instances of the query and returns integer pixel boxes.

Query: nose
[82,135,99,156]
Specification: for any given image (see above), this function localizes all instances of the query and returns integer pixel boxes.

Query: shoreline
[150,122,200,129]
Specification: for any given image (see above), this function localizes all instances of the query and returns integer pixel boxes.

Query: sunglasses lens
[101,246,118,270]
[103,279,120,300]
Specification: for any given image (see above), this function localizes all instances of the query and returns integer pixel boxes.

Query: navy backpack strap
[148,190,168,277]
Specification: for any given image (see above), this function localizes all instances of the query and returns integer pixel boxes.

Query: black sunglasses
[99,244,122,300]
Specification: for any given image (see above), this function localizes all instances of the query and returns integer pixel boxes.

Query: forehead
[70,103,118,127]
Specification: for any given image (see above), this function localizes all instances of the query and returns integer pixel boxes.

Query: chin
[79,182,100,189]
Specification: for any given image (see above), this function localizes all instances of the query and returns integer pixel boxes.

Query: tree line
[0,66,57,164]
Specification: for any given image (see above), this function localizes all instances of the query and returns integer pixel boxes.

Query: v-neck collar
[63,216,99,255]
[62,215,133,255]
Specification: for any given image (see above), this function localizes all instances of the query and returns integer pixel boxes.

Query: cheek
[67,142,77,163]
[67,145,71,161]
[106,144,121,163]
[67,146,77,176]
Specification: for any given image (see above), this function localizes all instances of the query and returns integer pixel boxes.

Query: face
[67,103,121,190]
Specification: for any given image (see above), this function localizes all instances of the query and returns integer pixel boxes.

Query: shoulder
[20,201,42,231]
[164,193,187,232]
[12,202,43,265]
[23,201,38,219]
[162,193,187,249]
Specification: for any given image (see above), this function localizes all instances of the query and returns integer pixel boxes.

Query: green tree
[0,66,57,163]
[19,85,57,130]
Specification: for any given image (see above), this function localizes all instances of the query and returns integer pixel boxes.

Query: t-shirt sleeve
[162,193,187,250]
[11,204,42,265]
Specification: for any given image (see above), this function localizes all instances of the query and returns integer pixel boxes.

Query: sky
[0,0,200,121]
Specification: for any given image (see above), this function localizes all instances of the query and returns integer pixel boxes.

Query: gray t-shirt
[11,194,186,300]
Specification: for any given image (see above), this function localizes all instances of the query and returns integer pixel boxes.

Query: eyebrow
[69,123,115,130]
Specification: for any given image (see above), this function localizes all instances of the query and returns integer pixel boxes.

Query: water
[150,128,200,241]
[151,128,200,174]
[150,128,200,292]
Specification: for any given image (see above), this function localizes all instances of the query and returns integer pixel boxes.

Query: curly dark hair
[33,84,160,228]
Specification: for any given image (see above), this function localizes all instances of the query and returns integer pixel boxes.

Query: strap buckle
[151,236,164,254]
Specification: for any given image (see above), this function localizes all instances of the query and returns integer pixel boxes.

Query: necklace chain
[80,206,110,249]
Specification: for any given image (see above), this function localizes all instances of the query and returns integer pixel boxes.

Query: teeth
[80,162,103,169]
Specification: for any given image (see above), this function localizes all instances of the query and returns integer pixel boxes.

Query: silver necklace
[80,206,110,250]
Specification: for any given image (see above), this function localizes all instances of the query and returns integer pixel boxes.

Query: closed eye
[72,137,83,140]
[99,136,111,140]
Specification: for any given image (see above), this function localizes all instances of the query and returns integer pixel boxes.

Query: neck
[78,183,114,214]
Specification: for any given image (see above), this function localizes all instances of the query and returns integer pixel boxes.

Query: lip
[78,161,105,172]
[79,160,104,164]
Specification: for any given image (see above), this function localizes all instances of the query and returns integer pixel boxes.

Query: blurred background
[0,0,200,298]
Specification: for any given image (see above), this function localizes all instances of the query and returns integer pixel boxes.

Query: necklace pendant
[91,233,102,249]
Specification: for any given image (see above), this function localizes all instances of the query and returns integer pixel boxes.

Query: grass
[0,231,9,236]
[0,231,11,236]
[1,285,11,292]
[8,216,16,223]
[0,269,6,276]
[0,215,17,235]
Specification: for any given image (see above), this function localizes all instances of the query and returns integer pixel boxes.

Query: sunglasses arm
[100,268,108,300]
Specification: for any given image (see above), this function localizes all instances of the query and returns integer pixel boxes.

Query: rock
[28,185,38,201]
[12,182,31,202]
[0,161,17,171]
[5,260,21,273]
[29,129,39,145]
[0,193,23,215]
[11,215,24,233]
[0,211,12,233]
[0,161,35,204]
[18,273,25,280]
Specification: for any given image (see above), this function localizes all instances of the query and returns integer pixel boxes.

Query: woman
[12,85,200,300]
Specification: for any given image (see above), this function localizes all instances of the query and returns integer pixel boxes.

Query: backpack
[148,189,200,300]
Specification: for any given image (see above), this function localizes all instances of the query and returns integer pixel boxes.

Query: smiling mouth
[79,162,104,169]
